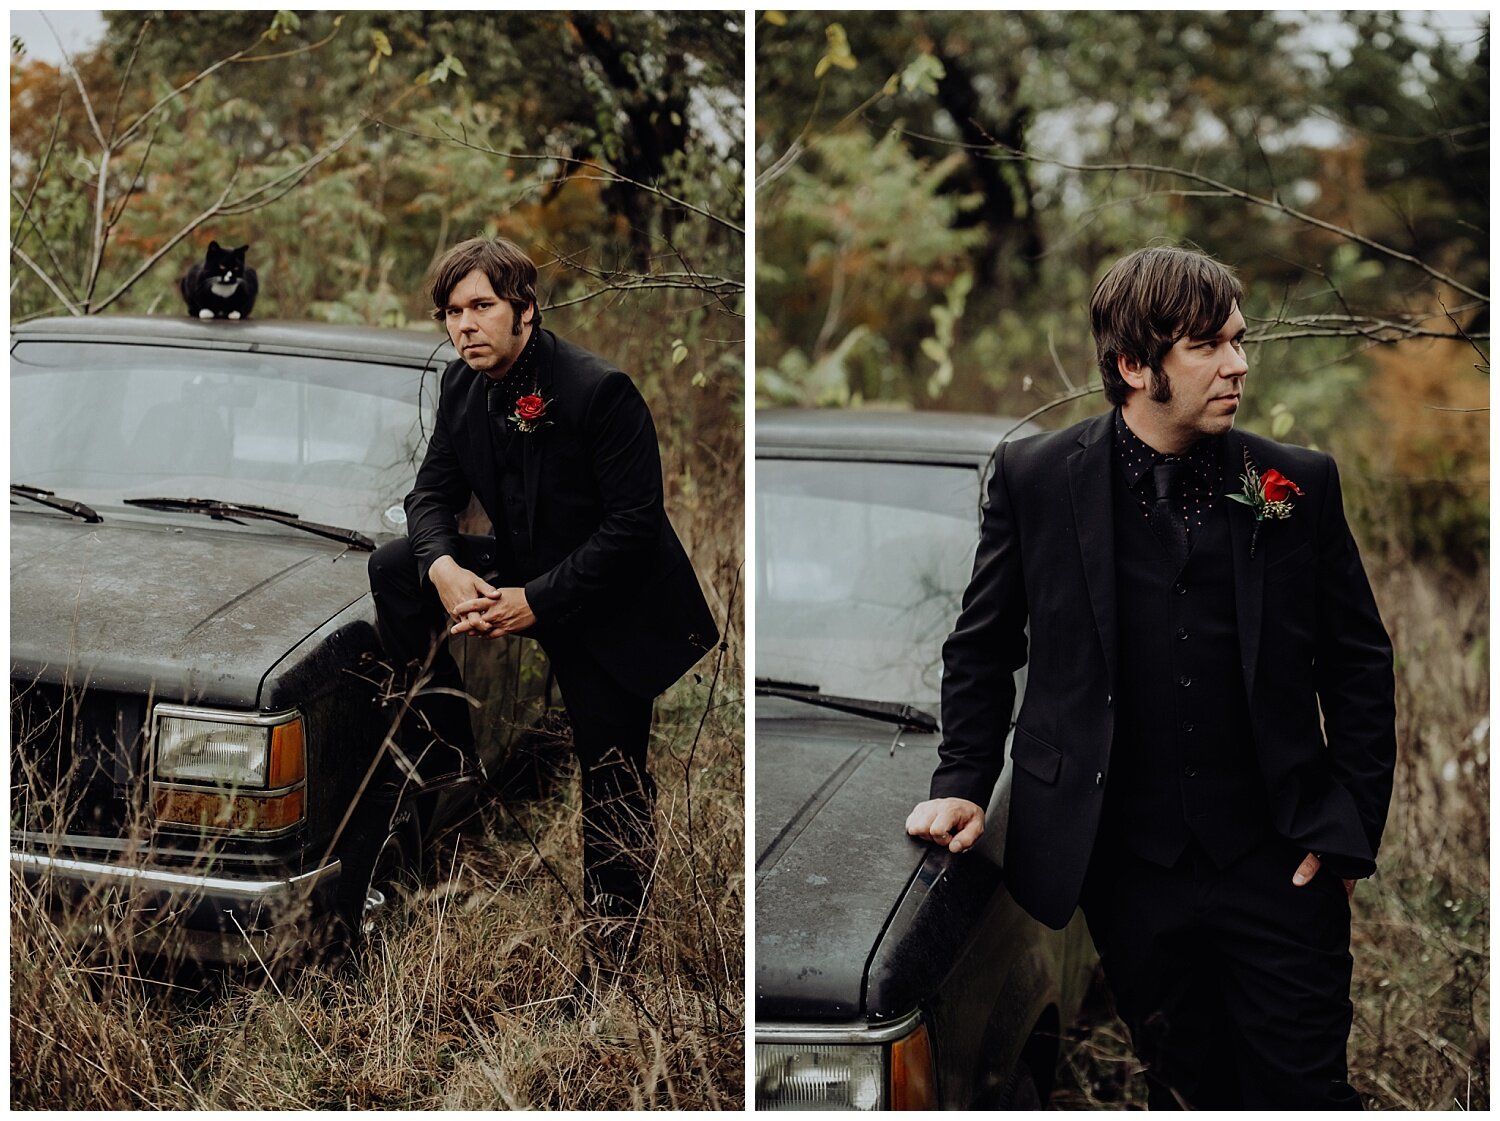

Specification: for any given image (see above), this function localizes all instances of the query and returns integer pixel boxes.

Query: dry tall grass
[11,669,744,1110]
[1049,557,1490,1109]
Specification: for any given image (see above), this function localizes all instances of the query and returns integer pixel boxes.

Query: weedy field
[11,668,744,1110]
[1049,557,1490,1110]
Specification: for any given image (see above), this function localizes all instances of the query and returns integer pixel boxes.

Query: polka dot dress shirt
[1112,408,1223,546]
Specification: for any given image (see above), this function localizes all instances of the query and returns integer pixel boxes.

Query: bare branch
[44,13,105,148]
[981,142,1487,304]
[91,175,241,314]
[1002,385,1104,442]
[106,113,168,230]
[86,144,112,306]
[232,18,348,64]
[1438,297,1490,372]
[109,19,312,151]
[11,99,78,297]
[1047,331,1077,392]
[42,11,112,300]
[540,243,743,317]
[382,118,745,237]
[542,278,744,314]
[106,18,150,146]
[11,246,84,316]
[10,191,78,301]
[216,116,368,214]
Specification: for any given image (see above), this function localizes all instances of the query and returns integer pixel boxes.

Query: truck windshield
[12,341,435,538]
[756,457,981,710]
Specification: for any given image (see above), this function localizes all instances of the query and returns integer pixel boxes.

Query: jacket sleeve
[1312,456,1397,878]
[523,369,664,621]
[930,440,1031,806]
[403,365,471,585]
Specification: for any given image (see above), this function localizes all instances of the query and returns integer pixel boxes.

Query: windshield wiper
[123,496,374,551]
[754,677,939,733]
[11,483,102,523]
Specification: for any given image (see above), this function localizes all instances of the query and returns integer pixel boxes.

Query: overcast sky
[10,9,1489,69]
[10,10,107,65]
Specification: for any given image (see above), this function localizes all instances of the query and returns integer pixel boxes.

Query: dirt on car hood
[11,509,374,708]
[754,697,955,1021]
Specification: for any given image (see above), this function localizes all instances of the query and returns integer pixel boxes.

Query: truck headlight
[755,1023,936,1111]
[755,1043,885,1110]
[151,706,306,832]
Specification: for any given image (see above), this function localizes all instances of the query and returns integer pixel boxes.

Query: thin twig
[12,245,84,315]
[91,174,241,313]
[978,140,1487,304]
[380,118,745,236]
[1002,385,1104,441]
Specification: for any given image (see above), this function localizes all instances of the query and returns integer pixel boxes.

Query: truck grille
[10,678,150,840]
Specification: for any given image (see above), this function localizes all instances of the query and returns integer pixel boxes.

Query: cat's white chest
[210,280,240,297]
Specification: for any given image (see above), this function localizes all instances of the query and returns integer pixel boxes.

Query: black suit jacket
[932,412,1396,929]
[403,328,718,698]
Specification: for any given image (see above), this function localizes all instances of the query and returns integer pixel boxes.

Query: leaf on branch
[368,29,392,75]
[1270,402,1294,439]
[763,10,788,27]
[900,52,946,96]
[264,10,301,43]
[422,53,467,85]
[672,339,690,366]
[691,370,708,388]
[815,23,858,80]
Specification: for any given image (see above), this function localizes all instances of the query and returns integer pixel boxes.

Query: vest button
[1183,721,1195,733]
[1095,771,1104,785]
[1183,766,1197,778]
[1179,674,1192,687]
[1174,582,1187,595]
[1176,627,1188,640]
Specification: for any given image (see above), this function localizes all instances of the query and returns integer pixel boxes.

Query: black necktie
[487,379,510,445]
[1150,459,1190,567]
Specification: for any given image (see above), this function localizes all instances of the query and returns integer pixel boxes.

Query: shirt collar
[1112,408,1221,492]
[482,323,542,395]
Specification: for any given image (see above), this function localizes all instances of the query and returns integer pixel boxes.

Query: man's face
[1122,302,1248,450]
[442,268,532,378]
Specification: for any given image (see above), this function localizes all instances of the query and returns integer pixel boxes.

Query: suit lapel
[1067,413,1118,694]
[522,329,557,543]
[1223,429,1265,700]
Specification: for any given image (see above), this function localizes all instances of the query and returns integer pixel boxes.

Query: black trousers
[368,536,657,935]
[1080,834,1361,1110]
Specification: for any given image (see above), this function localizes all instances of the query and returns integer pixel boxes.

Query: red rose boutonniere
[1227,452,1303,558]
[510,392,553,434]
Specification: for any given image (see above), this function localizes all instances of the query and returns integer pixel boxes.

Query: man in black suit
[906,246,1395,1108]
[368,236,718,965]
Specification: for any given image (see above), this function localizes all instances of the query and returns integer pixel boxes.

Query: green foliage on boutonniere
[1227,451,1303,556]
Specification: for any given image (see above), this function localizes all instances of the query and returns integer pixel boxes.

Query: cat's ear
[234,245,250,254]
[209,240,222,252]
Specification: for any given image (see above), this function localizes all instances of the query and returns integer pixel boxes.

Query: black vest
[1104,471,1268,868]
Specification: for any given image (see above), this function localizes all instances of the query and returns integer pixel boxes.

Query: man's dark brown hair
[1090,246,1242,406]
[428,236,541,332]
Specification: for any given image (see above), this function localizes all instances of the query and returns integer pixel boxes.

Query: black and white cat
[181,241,258,320]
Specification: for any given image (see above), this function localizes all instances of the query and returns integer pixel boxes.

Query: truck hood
[754,697,953,1022]
[11,509,373,707]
